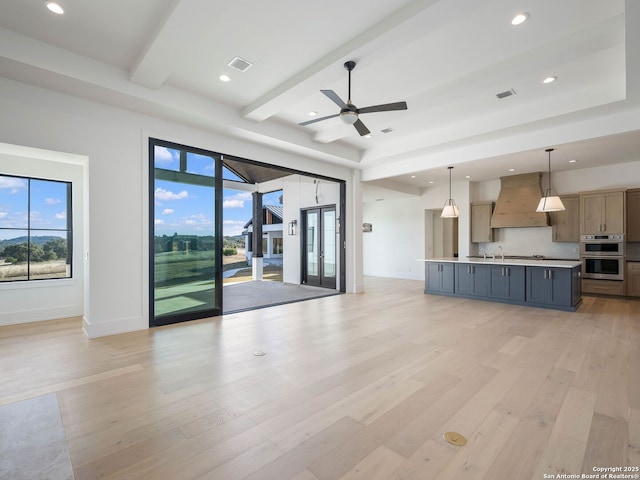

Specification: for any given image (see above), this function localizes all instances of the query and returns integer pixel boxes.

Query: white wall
[363,196,424,280]
[0,77,356,337]
[0,144,87,326]
[363,160,640,279]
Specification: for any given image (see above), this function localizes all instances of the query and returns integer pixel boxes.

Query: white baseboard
[0,304,83,327]
[83,315,147,338]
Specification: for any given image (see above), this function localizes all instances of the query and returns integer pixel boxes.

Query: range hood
[491,172,550,228]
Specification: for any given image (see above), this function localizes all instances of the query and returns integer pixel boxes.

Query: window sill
[0,278,77,290]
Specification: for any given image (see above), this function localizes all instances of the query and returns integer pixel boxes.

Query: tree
[1,242,47,263]
[44,238,67,259]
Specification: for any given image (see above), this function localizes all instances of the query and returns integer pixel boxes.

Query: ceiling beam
[241,0,443,122]
[129,0,224,89]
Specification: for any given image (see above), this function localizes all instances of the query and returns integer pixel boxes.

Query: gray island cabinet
[425,261,454,293]
[423,258,581,311]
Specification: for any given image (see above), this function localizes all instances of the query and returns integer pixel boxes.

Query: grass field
[0,260,69,281]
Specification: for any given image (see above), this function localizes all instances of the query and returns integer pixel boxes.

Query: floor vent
[381,127,395,134]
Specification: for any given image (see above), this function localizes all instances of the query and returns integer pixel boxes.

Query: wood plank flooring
[1,277,638,479]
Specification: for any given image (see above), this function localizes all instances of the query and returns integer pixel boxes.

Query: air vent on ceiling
[228,56,252,72]
[496,89,516,99]
[381,127,395,134]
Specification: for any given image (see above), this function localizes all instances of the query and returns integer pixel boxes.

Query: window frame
[0,173,73,283]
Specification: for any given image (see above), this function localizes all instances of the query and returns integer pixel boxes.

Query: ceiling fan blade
[298,113,340,126]
[321,90,348,109]
[357,101,408,114]
[353,118,370,136]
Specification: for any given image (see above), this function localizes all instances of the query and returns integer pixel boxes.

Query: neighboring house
[243,205,283,263]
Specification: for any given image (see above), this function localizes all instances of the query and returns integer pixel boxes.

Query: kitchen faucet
[496,244,504,262]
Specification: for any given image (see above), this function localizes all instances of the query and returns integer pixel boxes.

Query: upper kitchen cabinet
[551,195,579,242]
[579,190,625,234]
[627,189,640,242]
[471,202,494,243]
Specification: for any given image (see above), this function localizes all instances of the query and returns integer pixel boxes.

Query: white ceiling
[1,0,639,194]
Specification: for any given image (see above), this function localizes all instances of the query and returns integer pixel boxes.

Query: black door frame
[149,138,223,327]
[301,205,338,289]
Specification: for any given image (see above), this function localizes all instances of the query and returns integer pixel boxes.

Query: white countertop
[419,257,582,268]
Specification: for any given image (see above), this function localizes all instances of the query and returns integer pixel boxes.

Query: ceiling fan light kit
[299,60,407,136]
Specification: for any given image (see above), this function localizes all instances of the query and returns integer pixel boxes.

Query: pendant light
[536,148,565,212]
[441,166,460,218]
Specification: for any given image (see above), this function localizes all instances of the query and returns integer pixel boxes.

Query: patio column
[252,191,263,281]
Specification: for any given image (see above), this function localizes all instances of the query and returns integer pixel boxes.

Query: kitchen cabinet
[582,278,625,296]
[580,190,625,234]
[423,260,581,311]
[471,202,494,243]
[551,195,579,242]
[525,266,581,308]
[627,262,640,297]
[455,263,489,296]
[627,189,640,242]
[488,265,525,302]
[425,262,454,294]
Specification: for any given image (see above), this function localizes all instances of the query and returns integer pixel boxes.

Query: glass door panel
[306,210,319,281]
[322,209,336,286]
[150,140,221,326]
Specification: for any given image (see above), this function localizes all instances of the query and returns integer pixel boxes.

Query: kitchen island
[421,257,582,311]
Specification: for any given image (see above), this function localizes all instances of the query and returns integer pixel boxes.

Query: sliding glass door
[149,139,222,326]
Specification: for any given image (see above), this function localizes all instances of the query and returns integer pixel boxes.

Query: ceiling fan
[299,60,408,136]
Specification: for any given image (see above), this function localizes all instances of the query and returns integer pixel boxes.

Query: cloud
[46,198,61,205]
[154,219,165,225]
[154,187,189,201]
[154,146,176,164]
[55,212,66,220]
[0,176,27,192]
[162,209,174,215]
[0,212,7,218]
[223,199,245,208]
[223,219,248,236]
[223,191,252,209]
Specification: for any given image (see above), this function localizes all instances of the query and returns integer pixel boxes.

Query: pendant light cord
[546,148,554,193]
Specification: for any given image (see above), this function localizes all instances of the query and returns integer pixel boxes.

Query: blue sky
[153,146,282,237]
[0,175,68,241]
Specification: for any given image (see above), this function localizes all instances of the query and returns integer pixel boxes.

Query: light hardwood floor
[1,277,639,480]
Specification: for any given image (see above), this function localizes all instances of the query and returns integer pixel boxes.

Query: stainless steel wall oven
[580,234,624,281]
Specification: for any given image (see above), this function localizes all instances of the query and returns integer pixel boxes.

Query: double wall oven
[580,234,625,281]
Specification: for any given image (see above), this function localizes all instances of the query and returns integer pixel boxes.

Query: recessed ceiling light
[411,175,416,179]
[308,111,317,117]
[511,13,529,25]
[219,74,231,82]
[569,159,577,163]
[465,175,471,179]
[45,2,64,14]
[543,76,557,84]
[509,168,516,172]
[364,134,372,138]
[429,181,435,184]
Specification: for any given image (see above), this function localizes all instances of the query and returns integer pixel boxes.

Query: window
[272,237,283,255]
[0,174,72,282]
